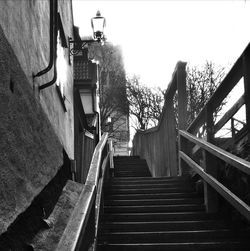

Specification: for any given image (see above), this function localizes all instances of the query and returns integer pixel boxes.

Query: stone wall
[0,0,74,234]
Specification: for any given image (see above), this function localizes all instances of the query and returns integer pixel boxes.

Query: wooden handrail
[92,152,110,250]
[214,95,245,134]
[180,130,250,175]
[56,133,109,251]
[180,151,250,221]
[187,43,250,135]
[135,61,186,135]
[86,133,109,187]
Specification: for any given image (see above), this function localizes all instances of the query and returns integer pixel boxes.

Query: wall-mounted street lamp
[69,10,106,57]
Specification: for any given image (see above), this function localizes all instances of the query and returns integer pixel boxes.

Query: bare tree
[186,61,226,126]
[126,75,164,130]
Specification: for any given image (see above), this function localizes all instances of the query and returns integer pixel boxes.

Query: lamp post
[73,11,106,144]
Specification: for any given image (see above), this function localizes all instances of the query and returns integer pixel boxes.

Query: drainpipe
[33,0,55,78]
[39,1,58,91]
[91,88,100,144]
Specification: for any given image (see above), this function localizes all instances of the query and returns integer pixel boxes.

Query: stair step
[98,241,250,251]
[115,174,151,178]
[103,212,221,222]
[111,176,188,181]
[106,187,195,194]
[99,229,242,243]
[101,220,228,232]
[108,183,194,189]
[104,204,205,213]
[110,178,191,185]
[105,192,202,200]
[114,172,151,175]
[105,198,203,206]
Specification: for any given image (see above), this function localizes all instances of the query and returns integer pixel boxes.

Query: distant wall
[0,0,74,234]
[132,62,187,177]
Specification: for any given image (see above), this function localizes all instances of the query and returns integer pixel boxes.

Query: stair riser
[104,204,205,213]
[108,184,195,190]
[111,177,188,181]
[105,193,201,200]
[115,173,151,176]
[105,198,204,206]
[103,212,219,222]
[110,180,191,185]
[100,230,235,243]
[101,221,227,232]
[105,188,195,194]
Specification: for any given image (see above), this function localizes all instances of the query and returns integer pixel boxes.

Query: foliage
[126,75,165,130]
[127,62,226,132]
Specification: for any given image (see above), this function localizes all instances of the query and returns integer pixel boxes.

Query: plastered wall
[0,0,74,159]
[0,0,74,233]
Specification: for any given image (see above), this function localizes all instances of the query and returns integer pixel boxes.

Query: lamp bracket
[68,37,96,56]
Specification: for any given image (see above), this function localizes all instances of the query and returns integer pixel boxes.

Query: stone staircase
[98,156,249,251]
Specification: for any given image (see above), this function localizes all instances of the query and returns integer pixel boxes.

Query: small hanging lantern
[91,10,106,42]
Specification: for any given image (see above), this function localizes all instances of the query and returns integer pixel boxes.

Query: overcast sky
[73,0,250,89]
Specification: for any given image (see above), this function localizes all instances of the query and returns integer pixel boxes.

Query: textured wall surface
[31,180,83,250]
[0,0,74,158]
[0,0,74,234]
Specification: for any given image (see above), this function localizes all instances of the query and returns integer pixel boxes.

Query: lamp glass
[91,12,105,40]
[79,89,94,114]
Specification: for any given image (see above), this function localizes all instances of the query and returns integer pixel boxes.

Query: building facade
[0,0,101,247]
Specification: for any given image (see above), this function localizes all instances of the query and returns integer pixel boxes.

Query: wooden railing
[187,43,250,141]
[132,61,187,177]
[179,43,250,220]
[179,130,250,220]
[131,42,250,222]
[56,132,113,251]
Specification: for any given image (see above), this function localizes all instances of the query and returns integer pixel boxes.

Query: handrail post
[203,105,218,213]
[177,62,187,130]
[243,48,250,132]
[179,133,190,176]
